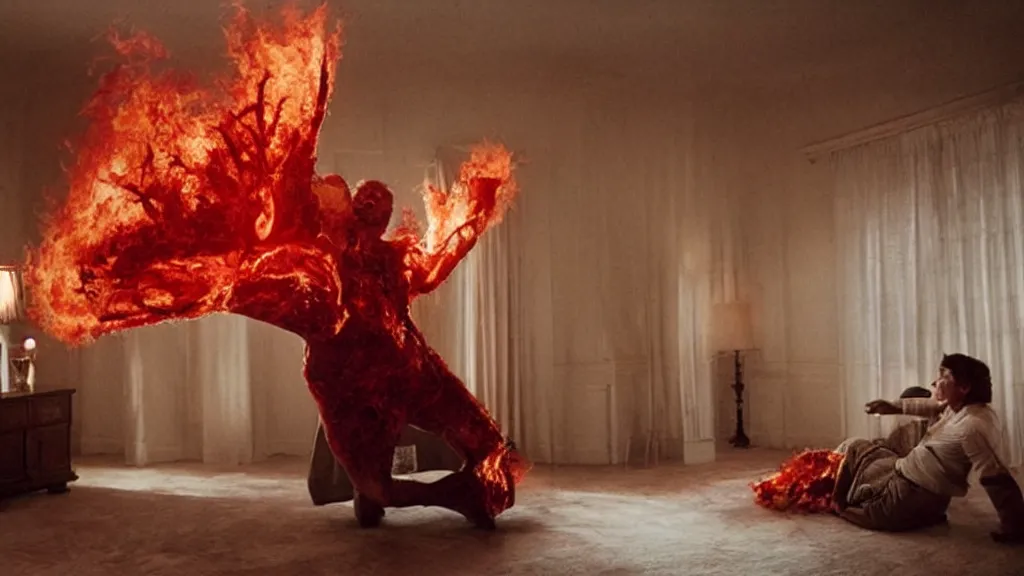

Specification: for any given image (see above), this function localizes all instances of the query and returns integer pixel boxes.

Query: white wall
[731,7,1024,449]
[6,0,1024,459]
[0,2,742,461]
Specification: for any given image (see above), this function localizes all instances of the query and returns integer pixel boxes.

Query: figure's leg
[317,391,501,528]
[407,355,517,521]
[315,396,399,528]
[839,472,950,532]
[384,471,501,529]
[307,420,355,506]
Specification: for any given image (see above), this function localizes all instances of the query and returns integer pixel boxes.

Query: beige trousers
[833,438,950,532]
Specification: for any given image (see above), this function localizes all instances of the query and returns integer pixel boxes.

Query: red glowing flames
[26,3,525,526]
[751,449,845,513]
[29,3,340,343]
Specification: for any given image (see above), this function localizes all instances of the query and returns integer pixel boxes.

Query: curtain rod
[801,79,1024,162]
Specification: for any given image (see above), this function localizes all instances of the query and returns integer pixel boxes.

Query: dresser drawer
[30,395,71,427]
[0,431,26,482]
[0,400,29,433]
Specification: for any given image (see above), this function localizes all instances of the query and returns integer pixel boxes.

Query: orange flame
[393,142,517,257]
[24,2,526,522]
[27,3,340,343]
[751,449,844,513]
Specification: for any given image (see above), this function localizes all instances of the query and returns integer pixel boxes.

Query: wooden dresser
[0,389,78,499]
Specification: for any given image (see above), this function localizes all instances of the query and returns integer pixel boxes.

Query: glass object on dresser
[9,337,37,394]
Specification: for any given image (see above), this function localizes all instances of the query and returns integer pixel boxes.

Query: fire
[25,2,525,525]
[414,143,519,254]
[27,3,339,343]
[751,449,844,513]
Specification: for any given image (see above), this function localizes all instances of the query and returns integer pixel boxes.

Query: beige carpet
[1,448,1022,575]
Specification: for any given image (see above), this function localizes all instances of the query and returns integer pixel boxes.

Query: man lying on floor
[831,353,1024,544]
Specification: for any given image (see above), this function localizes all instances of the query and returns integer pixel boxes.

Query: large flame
[751,449,844,513]
[28,3,340,343]
[414,143,518,253]
[24,2,525,523]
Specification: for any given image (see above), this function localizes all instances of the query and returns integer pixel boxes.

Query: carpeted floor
[1,448,1022,575]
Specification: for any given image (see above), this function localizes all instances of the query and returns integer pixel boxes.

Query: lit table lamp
[710,302,756,448]
[0,264,28,394]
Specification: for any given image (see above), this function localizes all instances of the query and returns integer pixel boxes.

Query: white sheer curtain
[415,98,731,465]
[73,314,311,467]
[834,100,1024,466]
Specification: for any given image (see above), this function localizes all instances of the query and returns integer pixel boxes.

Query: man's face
[933,367,967,404]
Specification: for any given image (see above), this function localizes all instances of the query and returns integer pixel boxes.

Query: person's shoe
[446,470,498,530]
[353,491,385,528]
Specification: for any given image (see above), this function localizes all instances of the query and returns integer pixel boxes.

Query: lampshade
[0,265,26,324]
[709,301,754,352]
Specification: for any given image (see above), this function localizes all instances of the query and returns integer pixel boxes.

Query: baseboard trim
[683,439,716,464]
[784,437,843,451]
[265,440,312,457]
[136,445,186,466]
[80,436,123,456]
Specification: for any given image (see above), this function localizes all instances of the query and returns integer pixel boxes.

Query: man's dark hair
[940,353,993,405]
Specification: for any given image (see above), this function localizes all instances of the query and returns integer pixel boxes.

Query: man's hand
[865,399,902,415]
[981,473,1024,545]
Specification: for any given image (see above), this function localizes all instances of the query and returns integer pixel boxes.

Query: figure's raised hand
[457,142,516,226]
[467,177,503,219]
[864,399,902,415]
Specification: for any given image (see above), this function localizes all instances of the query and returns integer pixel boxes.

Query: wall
[0,4,742,462]
[11,1,1023,459]
[733,12,1024,449]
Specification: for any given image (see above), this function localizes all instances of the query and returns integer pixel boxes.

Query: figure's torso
[897,404,1006,496]
[340,238,413,334]
[302,237,424,396]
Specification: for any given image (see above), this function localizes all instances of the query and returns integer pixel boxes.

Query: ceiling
[2,0,1023,133]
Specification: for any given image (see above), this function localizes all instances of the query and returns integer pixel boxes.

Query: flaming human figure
[27,3,526,528]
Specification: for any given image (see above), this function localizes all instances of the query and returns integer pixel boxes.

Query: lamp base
[728,432,751,449]
[730,350,751,449]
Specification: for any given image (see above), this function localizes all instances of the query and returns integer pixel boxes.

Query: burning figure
[27,4,526,528]
[752,449,844,513]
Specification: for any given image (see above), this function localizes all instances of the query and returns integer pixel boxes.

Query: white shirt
[895,398,1009,497]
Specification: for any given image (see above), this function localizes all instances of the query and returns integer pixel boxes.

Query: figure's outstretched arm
[405,144,517,295]
[226,240,344,338]
[29,234,343,345]
[26,7,342,345]
[409,180,497,294]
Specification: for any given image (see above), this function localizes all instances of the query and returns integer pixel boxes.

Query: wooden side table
[0,388,79,499]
